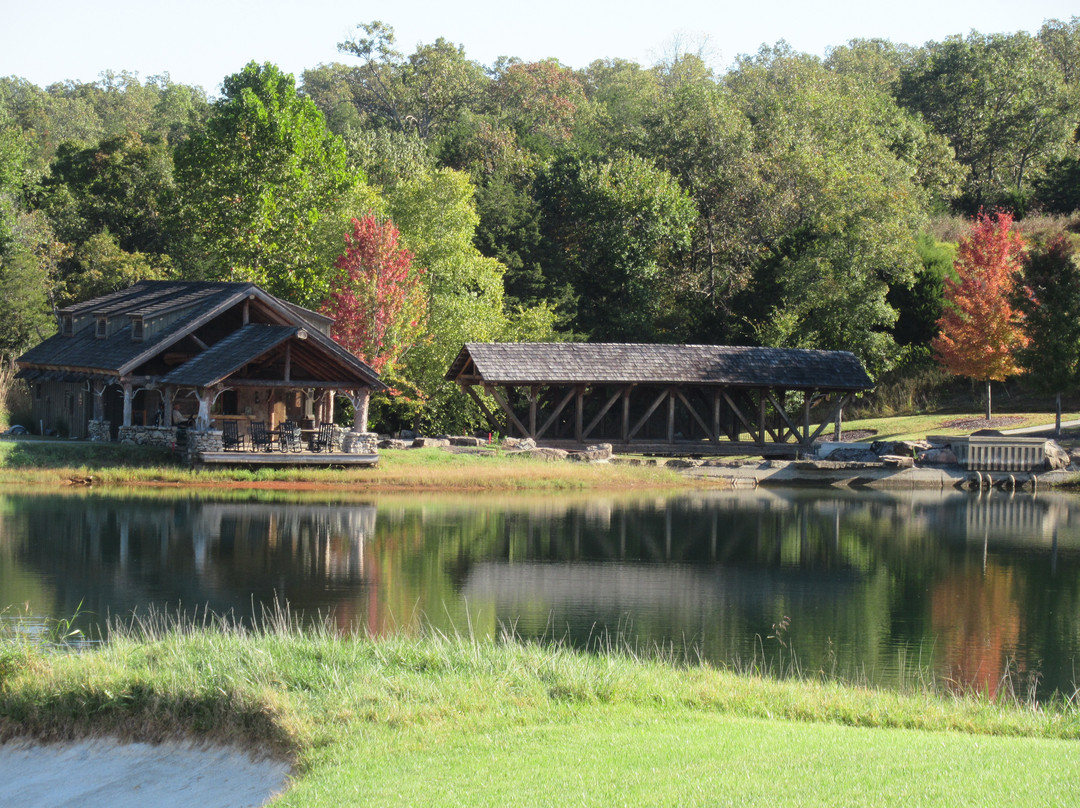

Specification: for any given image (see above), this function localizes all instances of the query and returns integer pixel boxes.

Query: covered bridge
[446,343,873,454]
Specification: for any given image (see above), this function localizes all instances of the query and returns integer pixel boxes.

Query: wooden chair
[250,422,274,452]
[311,422,336,453]
[279,420,303,453]
[221,420,248,451]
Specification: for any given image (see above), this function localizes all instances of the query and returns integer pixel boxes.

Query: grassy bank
[0,441,695,491]
[2,618,1079,806]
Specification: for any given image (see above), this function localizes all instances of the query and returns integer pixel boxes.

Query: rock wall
[117,425,178,448]
[342,431,379,454]
[88,419,111,442]
[186,429,223,464]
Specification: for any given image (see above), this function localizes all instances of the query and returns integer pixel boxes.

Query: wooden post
[622,388,631,443]
[575,386,584,442]
[758,390,766,445]
[667,389,676,443]
[834,399,843,441]
[352,388,370,432]
[529,386,538,438]
[713,390,721,443]
[163,387,174,427]
[122,383,133,427]
[196,389,211,430]
[803,396,811,448]
[92,381,106,421]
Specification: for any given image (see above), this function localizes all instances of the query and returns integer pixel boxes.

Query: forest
[1,18,1079,433]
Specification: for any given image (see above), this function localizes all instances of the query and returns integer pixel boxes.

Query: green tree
[174,62,364,305]
[536,152,696,341]
[335,21,487,140]
[898,32,1071,211]
[1016,235,1080,434]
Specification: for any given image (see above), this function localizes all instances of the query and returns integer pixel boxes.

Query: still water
[2,488,1079,699]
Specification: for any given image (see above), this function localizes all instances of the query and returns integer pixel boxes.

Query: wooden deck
[196,450,379,467]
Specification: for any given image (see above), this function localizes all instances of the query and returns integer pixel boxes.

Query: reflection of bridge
[462,562,862,612]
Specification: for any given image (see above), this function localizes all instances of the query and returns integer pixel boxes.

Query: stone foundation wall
[88,420,111,442]
[342,431,379,454]
[186,429,223,464]
[117,425,178,448]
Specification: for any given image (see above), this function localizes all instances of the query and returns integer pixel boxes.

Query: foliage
[320,214,427,376]
[537,152,696,341]
[60,231,172,306]
[932,211,1029,400]
[897,32,1071,212]
[1016,235,1080,396]
[889,234,957,347]
[335,21,486,140]
[174,62,362,306]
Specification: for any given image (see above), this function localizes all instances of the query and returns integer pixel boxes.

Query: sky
[4,0,1078,94]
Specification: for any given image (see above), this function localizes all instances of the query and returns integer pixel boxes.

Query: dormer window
[131,316,144,341]
[96,317,108,339]
[61,315,73,337]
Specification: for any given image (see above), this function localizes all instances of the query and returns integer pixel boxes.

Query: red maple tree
[320,214,427,376]
[932,210,1028,420]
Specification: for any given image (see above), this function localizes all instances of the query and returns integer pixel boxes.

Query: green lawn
[2,624,1078,806]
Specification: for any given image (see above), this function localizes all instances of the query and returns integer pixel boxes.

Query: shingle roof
[160,325,296,387]
[19,282,250,373]
[447,343,873,391]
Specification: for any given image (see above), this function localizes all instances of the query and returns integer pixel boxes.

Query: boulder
[449,436,486,447]
[825,448,880,463]
[880,454,915,469]
[1044,440,1071,470]
[568,444,613,463]
[413,437,450,448]
[378,438,411,450]
[666,458,704,469]
[502,437,537,450]
[918,447,958,465]
[518,447,569,462]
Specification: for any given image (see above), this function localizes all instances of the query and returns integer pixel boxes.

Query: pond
[1,487,1078,700]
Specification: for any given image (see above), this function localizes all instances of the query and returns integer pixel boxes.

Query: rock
[1069,448,1080,468]
[880,454,915,468]
[449,436,485,447]
[873,440,931,457]
[518,447,569,462]
[568,446,611,462]
[413,437,450,448]
[502,437,537,450]
[918,447,958,465]
[586,443,612,458]
[396,429,418,441]
[378,438,410,450]
[666,458,704,469]
[825,448,880,463]
[1044,440,1071,470]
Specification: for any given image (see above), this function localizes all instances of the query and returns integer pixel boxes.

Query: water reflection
[1,488,1079,700]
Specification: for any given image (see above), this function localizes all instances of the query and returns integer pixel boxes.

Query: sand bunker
[0,737,291,808]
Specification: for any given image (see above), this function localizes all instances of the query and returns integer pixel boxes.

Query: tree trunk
[1057,392,1063,438]
[985,379,992,422]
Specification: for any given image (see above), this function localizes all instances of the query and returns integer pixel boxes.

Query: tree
[1016,235,1080,434]
[536,152,696,341]
[320,214,427,376]
[932,211,1028,419]
[335,21,486,140]
[174,62,364,305]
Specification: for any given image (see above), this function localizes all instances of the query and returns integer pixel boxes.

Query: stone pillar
[88,419,111,442]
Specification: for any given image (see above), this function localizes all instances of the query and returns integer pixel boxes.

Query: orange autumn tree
[932,210,1028,420]
[320,214,427,376]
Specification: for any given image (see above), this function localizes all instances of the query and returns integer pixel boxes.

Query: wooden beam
[766,389,801,445]
[676,388,716,442]
[462,384,502,433]
[537,386,577,439]
[583,386,624,439]
[803,396,812,446]
[722,390,756,441]
[575,386,584,442]
[484,384,530,438]
[758,390,767,444]
[529,386,538,437]
[667,391,676,443]
[629,389,669,440]
[622,387,631,442]
[808,393,852,444]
